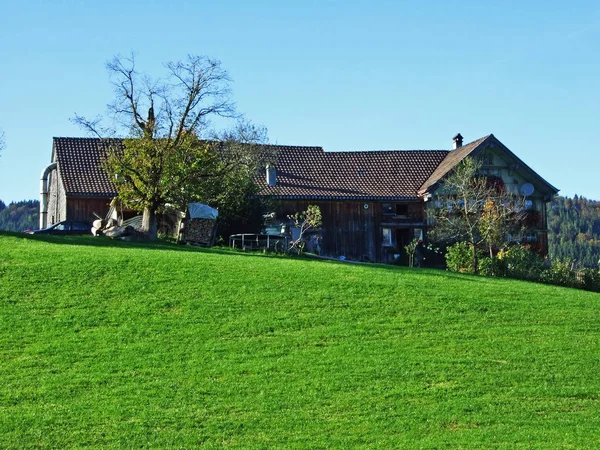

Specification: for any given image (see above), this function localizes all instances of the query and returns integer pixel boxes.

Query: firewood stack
[181,218,217,246]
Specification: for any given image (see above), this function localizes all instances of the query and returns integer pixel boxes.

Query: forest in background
[547,196,600,269]
[1,196,600,269]
[0,200,39,232]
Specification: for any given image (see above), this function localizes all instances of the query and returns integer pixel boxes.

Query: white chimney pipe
[39,162,57,229]
[266,165,277,186]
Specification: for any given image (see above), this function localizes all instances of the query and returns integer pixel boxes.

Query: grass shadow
[0,231,517,285]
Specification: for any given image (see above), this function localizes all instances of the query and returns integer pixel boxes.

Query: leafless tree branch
[72,53,268,240]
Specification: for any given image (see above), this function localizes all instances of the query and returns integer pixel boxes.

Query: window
[383,203,409,217]
[413,228,423,241]
[526,233,538,243]
[396,204,408,217]
[525,200,534,210]
[382,228,393,246]
[481,168,499,176]
[382,203,395,215]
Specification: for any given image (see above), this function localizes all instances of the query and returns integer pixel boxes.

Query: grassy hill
[1,233,599,448]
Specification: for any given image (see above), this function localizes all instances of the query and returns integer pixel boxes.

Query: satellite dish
[520,183,535,196]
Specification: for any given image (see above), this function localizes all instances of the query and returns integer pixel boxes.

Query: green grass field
[1,232,599,448]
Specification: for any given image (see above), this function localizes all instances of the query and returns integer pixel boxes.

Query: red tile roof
[257,148,448,199]
[53,134,555,201]
[53,137,451,200]
[53,137,122,196]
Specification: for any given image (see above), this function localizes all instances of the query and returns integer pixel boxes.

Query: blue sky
[1,0,599,203]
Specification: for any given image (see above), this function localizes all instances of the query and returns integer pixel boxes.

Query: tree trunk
[142,207,158,241]
[472,243,479,274]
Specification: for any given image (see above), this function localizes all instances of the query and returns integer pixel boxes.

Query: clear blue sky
[1,0,599,203]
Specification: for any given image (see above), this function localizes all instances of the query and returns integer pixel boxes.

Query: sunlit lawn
[1,232,599,448]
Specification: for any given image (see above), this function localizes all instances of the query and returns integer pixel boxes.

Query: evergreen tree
[0,200,39,232]
[547,196,600,268]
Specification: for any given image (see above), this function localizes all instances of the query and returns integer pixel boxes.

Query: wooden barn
[256,133,558,262]
[42,134,558,262]
[41,138,122,229]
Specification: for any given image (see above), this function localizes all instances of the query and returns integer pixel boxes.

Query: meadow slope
[0,233,599,448]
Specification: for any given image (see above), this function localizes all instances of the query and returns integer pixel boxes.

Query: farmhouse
[42,134,558,262]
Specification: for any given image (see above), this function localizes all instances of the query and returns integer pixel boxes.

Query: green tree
[480,198,505,257]
[74,54,267,240]
[192,121,273,240]
[428,158,525,273]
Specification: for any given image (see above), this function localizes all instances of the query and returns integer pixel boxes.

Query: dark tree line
[547,195,600,269]
[0,200,39,232]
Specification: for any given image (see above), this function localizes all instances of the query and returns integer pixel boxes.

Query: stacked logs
[182,219,216,246]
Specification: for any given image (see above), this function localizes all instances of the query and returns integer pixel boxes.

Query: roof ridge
[53,136,122,141]
[325,149,450,154]
[264,144,324,150]
[417,134,493,194]
[459,134,492,148]
[54,137,324,150]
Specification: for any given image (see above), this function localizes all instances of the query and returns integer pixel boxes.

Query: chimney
[453,133,463,150]
[266,164,277,186]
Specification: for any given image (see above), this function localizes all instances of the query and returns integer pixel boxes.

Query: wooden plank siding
[66,197,112,223]
[276,200,425,263]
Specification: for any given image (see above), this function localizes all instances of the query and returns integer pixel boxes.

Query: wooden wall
[277,200,377,261]
[67,197,113,223]
[276,200,425,263]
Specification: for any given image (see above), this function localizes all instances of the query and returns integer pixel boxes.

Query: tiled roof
[53,137,451,200]
[418,134,492,195]
[258,148,448,200]
[53,137,122,196]
[54,134,556,201]
[52,138,332,198]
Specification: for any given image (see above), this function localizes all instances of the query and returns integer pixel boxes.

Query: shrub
[579,268,600,292]
[404,239,418,268]
[479,256,505,277]
[540,259,579,288]
[447,242,599,293]
[287,205,322,255]
[445,242,476,273]
[497,245,544,281]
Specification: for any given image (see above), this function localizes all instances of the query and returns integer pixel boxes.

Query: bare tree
[74,54,265,240]
[428,158,526,273]
[0,130,5,155]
